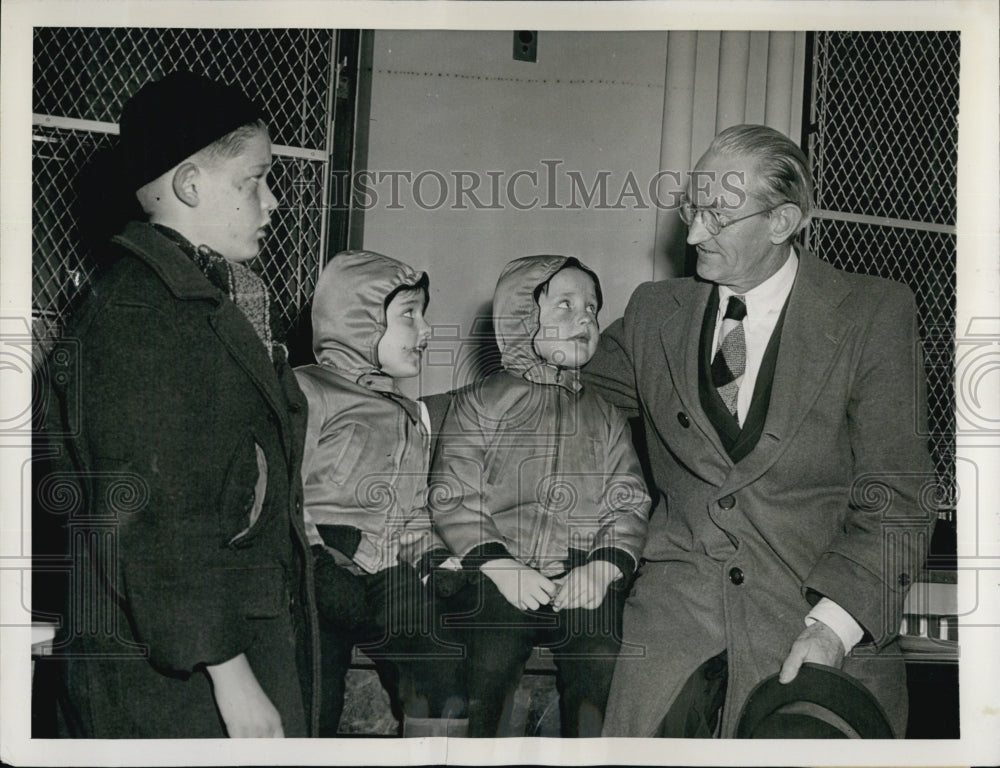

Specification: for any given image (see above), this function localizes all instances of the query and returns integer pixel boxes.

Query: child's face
[378,287,431,378]
[195,128,278,263]
[533,267,600,369]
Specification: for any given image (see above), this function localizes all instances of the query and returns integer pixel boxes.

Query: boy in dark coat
[43,71,319,738]
[429,255,651,737]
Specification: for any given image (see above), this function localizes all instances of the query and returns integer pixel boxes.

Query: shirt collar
[719,247,799,316]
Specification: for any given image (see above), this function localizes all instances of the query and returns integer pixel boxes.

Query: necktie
[711,295,747,418]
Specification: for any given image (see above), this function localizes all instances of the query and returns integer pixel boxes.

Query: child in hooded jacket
[297,251,462,736]
[429,255,651,737]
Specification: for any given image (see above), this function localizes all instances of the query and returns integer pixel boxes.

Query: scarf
[153,224,284,365]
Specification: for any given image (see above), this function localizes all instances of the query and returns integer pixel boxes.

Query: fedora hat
[736,663,895,739]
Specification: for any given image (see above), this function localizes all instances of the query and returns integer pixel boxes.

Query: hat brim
[736,662,895,739]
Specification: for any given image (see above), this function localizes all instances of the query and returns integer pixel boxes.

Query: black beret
[116,70,264,192]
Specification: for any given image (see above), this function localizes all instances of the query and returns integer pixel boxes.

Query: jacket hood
[492,255,602,388]
[311,250,428,381]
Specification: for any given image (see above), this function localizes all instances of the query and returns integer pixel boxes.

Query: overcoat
[581,250,936,737]
[45,222,320,737]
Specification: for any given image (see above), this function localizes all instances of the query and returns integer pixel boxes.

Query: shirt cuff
[805,597,864,652]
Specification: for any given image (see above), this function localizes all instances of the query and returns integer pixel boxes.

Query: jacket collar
[316,363,422,425]
[658,249,855,484]
[723,248,854,491]
[111,221,220,301]
[523,362,582,393]
[114,221,302,457]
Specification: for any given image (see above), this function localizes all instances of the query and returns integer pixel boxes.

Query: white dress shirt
[714,249,798,427]
[713,247,864,654]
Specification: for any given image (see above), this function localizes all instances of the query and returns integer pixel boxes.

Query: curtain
[653,31,807,279]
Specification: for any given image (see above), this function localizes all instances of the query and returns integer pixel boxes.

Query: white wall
[358,30,805,398]
[359,30,668,398]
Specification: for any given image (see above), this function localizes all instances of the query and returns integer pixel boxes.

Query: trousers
[315,562,464,736]
[443,572,624,737]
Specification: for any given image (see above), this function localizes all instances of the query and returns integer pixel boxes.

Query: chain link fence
[806,31,958,518]
[32,27,335,355]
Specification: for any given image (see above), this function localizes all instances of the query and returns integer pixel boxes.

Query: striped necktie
[711,295,747,418]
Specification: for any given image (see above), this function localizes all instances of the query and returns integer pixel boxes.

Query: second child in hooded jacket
[429,256,651,737]
[296,251,463,736]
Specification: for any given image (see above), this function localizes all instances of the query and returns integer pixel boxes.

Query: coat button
[898,573,911,587]
[729,567,744,585]
[718,495,736,510]
[677,412,690,428]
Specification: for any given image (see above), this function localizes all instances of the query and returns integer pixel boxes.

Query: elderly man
[583,124,935,737]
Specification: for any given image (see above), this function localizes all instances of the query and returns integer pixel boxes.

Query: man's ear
[171,162,201,208]
[768,203,803,244]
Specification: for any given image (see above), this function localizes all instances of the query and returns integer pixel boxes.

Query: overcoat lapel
[208,304,295,457]
[657,281,731,481]
[115,223,296,460]
[718,252,855,495]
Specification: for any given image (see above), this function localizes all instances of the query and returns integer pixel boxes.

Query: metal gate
[32,27,336,356]
[805,31,959,519]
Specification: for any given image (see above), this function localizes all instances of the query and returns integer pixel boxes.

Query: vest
[697,285,790,463]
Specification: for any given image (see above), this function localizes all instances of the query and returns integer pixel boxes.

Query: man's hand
[205,653,284,737]
[779,620,846,684]
[552,561,622,611]
[481,559,557,611]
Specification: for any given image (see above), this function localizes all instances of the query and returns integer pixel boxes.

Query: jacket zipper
[534,371,564,568]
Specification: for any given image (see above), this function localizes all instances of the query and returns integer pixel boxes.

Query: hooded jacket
[295,251,439,575]
[429,256,651,580]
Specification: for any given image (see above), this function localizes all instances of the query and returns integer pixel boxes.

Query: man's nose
[685,212,712,245]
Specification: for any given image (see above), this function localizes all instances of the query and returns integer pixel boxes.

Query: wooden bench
[29,577,960,737]
[335,576,959,736]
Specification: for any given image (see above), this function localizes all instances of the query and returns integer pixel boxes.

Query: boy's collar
[522,362,582,393]
[357,370,402,396]
[357,370,421,424]
[111,221,218,300]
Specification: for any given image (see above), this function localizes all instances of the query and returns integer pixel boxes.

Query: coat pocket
[220,431,271,548]
[315,421,369,488]
[244,564,285,619]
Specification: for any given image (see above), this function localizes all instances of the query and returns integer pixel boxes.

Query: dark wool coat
[46,222,319,738]
[582,251,936,737]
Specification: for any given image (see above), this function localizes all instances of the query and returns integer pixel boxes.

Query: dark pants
[315,563,464,736]
[656,651,729,738]
[444,573,624,737]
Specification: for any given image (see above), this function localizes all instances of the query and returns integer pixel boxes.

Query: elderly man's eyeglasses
[678,197,793,236]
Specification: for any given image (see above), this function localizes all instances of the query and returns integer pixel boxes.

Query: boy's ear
[171,162,201,208]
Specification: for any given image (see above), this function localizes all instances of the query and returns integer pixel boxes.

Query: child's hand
[552,561,623,612]
[481,559,557,611]
[205,653,284,737]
